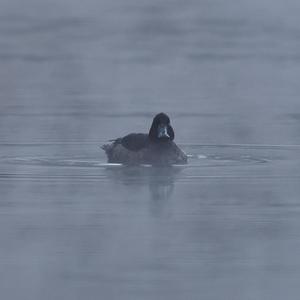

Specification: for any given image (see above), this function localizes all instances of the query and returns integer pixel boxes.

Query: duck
[102,113,188,165]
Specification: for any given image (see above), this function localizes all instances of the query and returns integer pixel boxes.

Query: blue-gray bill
[157,125,170,139]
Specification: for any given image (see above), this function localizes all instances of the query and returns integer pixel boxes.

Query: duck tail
[101,138,121,157]
[101,144,111,152]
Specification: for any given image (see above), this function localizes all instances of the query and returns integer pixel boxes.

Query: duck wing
[119,133,149,151]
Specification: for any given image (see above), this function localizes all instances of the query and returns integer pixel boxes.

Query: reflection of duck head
[105,165,184,201]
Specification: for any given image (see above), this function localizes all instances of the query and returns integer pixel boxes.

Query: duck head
[149,113,175,142]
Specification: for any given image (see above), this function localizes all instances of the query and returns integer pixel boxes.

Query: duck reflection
[105,165,184,201]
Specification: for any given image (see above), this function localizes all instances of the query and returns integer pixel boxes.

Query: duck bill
[158,125,170,139]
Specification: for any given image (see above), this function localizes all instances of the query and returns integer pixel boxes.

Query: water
[1,0,300,299]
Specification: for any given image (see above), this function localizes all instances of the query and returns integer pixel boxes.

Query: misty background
[1,0,300,299]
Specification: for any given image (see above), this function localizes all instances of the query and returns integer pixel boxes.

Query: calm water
[1,0,300,299]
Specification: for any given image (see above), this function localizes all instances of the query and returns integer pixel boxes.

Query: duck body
[102,113,188,166]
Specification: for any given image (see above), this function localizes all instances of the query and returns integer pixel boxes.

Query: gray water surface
[1,0,300,299]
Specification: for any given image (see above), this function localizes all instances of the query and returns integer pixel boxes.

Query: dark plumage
[102,113,188,165]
